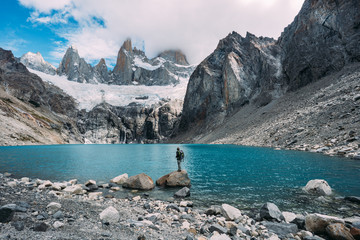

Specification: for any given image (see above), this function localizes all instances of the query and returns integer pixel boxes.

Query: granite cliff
[175,0,360,158]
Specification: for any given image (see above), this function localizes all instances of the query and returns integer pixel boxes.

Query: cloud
[18,0,71,13]
[19,0,305,65]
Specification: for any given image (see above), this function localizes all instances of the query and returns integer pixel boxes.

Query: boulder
[0,205,15,223]
[260,202,285,222]
[156,170,191,187]
[122,173,154,190]
[88,192,103,200]
[209,224,228,234]
[7,181,17,188]
[46,202,61,212]
[305,213,345,234]
[33,222,49,232]
[209,233,231,240]
[345,196,360,204]
[303,179,332,196]
[220,204,242,221]
[174,187,190,198]
[63,184,84,194]
[20,177,30,183]
[99,206,119,224]
[111,173,128,185]
[53,221,64,229]
[85,180,96,186]
[262,222,298,238]
[283,211,297,223]
[326,223,355,240]
[350,227,360,240]
[12,221,25,231]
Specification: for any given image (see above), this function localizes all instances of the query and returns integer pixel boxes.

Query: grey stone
[33,222,49,232]
[174,187,190,198]
[262,221,298,238]
[326,223,355,240]
[209,224,227,234]
[205,206,222,216]
[303,179,332,196]
[304,236,326,240]
[122,173,155,190]
[260,202,285,222]
[345,196,360,204]
[0,205,15,223]
[53,211,64,220]
[11,221,25,231]
[166,204,180,212]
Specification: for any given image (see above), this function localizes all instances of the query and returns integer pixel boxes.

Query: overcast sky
[1,0,304,67]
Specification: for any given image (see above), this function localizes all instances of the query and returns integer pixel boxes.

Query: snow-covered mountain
[20,52,56,75]
[55,39,195,86]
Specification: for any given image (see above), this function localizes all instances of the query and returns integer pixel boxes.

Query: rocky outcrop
[178,0,360,136]
[157,50,189,65]
[57,46,96,84]
[156,170,191,187]
[180,32,283,132]
[278,0,360,90]
[76,99,182,144]
[20,52,56,75]
[112,39,195,86]
[94,58,110,83]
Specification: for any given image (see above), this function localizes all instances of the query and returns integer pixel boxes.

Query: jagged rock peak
[96,58,107,68]
[20,51,56,75]
[157,50,189,66]
[122,38,132,53]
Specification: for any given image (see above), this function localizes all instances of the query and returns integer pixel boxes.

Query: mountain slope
[174,0,360,158]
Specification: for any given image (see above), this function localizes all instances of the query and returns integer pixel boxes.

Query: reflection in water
[0,144,359,215]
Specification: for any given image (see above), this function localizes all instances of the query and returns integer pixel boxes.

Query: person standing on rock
[176,147,184,171]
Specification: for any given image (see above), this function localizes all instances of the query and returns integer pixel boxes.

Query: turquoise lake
[1,144,359,215]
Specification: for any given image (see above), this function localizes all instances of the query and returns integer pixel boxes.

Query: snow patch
[29,69,189,111]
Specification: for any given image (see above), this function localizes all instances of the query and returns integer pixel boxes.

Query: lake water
[1,144,359,215]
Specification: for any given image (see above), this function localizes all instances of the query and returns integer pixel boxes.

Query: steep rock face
[279,0,360,90]
[20,52,56,75]
[94,58,110,84]
[179,0,360,133]
[76,100,183,144]
[112,39,195,86]
[113,39,133,85]
[157,50,189,65]
[0,48,77,116]
[180,32,283,131]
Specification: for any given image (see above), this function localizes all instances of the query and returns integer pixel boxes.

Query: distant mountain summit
[20,52,56,75]
[23,39,195,86]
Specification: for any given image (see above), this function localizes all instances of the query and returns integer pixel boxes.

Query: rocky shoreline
[1,173,359,240]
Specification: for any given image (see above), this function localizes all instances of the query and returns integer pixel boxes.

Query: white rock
[209,233,231,240]
[303,179,332,196]
[21,177,30,183]
[63,184,83,195]
[268,235,281,240]
[282,211,297,223]
[221,204,242,221]
[85,180,96,186]
[52,183,63,191]
[132,196,141,201]
[43,180,53,187]
[99,206,119,223]
[110,173,128,185]
[7,181,17,187]
[305,213,345,234]
[47,202,61,212]
[111,186,121,191]
[181,221,190,230]
[68,179,78,185]
[88,192,103,200]
[53,221,64,229]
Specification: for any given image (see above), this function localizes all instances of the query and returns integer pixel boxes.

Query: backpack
[180,150,185,161]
